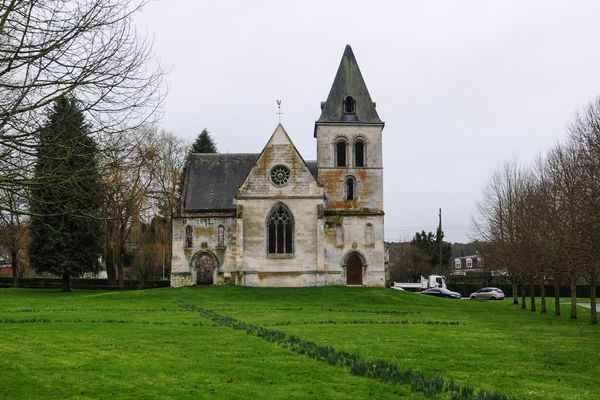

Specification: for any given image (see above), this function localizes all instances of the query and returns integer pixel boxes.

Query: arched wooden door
[346,254,363,286]
[195,254,215,285]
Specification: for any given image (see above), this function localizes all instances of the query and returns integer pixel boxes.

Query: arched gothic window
[267,203,294,254]
[354,139,365,167]
[185,225,193,249]
[343,96,355,114]
[217,225,225,247]
[336,139,347,167]
[345,176,356,200]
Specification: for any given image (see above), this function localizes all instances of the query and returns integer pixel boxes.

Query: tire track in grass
[264,320,463,327]
[180,301,513,400]
[0,318,207,327]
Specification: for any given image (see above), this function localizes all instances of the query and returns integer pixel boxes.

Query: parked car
[469,287,505,300]
[420,287,461,299]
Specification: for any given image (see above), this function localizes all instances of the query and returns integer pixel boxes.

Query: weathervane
[276,99,283,123]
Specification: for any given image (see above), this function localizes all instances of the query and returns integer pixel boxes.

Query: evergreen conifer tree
[29,97,104,292]
[190,129,217,153]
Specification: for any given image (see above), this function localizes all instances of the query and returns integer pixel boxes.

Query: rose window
[270,165,290,186]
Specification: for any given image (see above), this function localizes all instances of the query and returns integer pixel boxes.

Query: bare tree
[513,171,544,313]
[567,98,600,324]
[0,0,163,213]
[99,127,185,286]
[145,130,187,279]
[544,143,586,320]
[0,149,29,287]
[100,128,157,287]
[475,97,600,324]
[475,159,528,306]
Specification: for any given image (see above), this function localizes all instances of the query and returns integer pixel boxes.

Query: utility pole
[438,208,443,269]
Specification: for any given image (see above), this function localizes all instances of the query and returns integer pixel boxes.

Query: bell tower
[315,45,386,287]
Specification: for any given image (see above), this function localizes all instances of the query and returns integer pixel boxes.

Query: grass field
[0,287,598,399]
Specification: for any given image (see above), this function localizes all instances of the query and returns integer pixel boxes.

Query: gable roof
[183,153,258,212]
[237,124,322,197]
[317,45,382,126]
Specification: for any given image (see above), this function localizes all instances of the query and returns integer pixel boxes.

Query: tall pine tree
[29,97,104,292]
[190,128,217,153]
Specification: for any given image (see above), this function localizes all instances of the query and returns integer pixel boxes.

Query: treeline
[0,1,209,291]
[387,230,452,282]
[475,98,600,324]
[1,97,188,290]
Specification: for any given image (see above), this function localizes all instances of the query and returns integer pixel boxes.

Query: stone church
[171,45,387,287]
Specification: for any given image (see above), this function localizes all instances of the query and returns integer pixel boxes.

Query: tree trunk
[521,284,527,310]
[540,282,547,313]
[61,273,71,292]
[590,271,597,325]
[117,253,125,288]
[105,252,116,287]
[10,248,18,288]
[118,218,126,288]
[569,276,577,319]
[554,279,561,316]
[530,282,536,312]
[165,214,173,279]
[104,222,117,286]
[512,280,519,305]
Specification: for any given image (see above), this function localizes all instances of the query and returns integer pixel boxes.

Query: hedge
[445,282,600,298]
[0,277,169,290]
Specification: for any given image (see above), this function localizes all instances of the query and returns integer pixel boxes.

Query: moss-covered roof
[183,153,259,212]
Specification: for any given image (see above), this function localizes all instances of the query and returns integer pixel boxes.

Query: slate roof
[183,153,259,212]
[317,45,382,126]
[305,160,318,180]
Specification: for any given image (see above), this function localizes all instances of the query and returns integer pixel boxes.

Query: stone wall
[323,214,385,287]
[315,124,384,210]
[237,198,323,287]
[171,216,236,286]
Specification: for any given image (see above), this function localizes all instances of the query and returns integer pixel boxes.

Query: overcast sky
[135,1,600,243]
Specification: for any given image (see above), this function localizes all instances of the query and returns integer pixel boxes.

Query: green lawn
[0,287,598,399]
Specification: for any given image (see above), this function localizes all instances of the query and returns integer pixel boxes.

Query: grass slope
[0,287,598,399]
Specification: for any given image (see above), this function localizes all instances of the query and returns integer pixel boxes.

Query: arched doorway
[346,253,364,286]
[194,253,216,285]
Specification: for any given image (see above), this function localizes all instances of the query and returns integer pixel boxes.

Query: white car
[469,287,505,300]
[421,287,462,299]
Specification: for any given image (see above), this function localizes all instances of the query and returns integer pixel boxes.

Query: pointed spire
[317,45,382,124]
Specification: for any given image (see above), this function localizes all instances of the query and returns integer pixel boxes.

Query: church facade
[171,45,388,287]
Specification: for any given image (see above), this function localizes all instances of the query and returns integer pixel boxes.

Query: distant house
[451,252,508,278]
[451,253,484,276]
[0,256,12,277]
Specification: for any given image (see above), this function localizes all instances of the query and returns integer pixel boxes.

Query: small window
[354,139,365,167]
[335,224,344,247]
[217,225,225,247]
[343,96,355,114]
[365,223,373,246]
[345,176,355,200]
[336,139,347,167]
[185,225,193,249]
